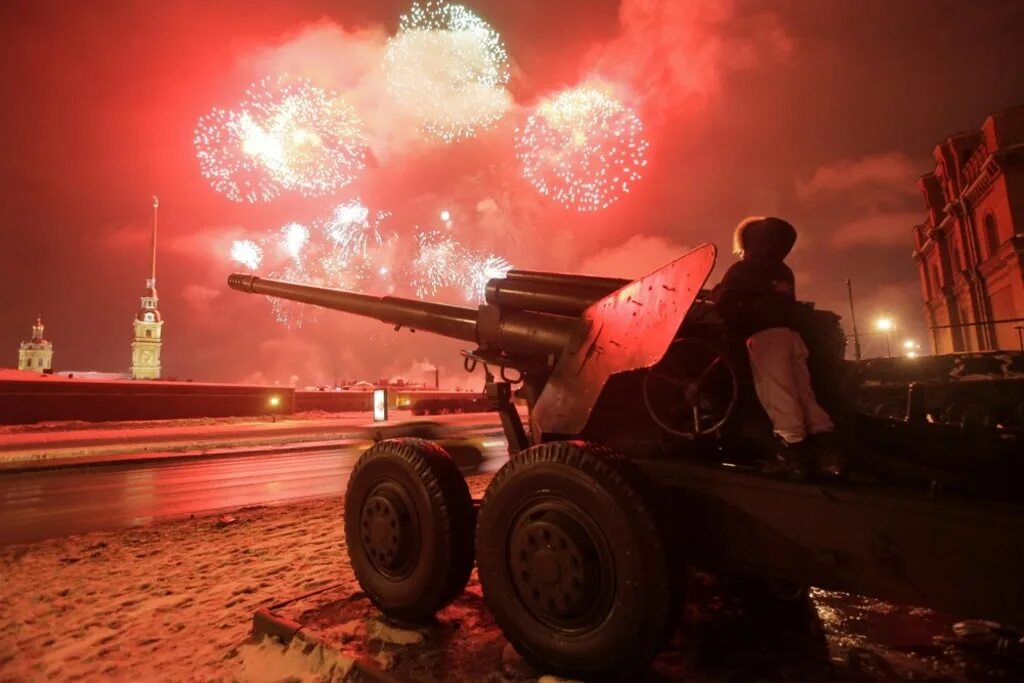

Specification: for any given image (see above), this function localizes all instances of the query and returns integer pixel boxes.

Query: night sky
[2,0,1024,386]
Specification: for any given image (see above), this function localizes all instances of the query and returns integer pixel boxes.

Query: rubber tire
[476,441,676,680]
[344,438,475,622]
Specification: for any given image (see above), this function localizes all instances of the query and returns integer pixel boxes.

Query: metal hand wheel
[642,336,739,438]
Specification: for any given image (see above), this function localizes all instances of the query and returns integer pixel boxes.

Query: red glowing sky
[2,0,1023,385]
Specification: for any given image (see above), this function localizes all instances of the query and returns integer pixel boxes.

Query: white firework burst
[385,1,511,143]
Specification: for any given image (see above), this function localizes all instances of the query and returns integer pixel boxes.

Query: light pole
[846,279,862,361]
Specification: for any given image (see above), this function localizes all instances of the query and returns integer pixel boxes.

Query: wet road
[0,426,508,546]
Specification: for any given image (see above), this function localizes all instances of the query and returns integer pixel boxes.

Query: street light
[902,339,922,359]
[875,317,894,358]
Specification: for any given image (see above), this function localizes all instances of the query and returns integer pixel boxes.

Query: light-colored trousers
[746,327,834,444]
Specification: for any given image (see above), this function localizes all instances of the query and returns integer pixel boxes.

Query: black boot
[762,438,809,481]
[807,431,845,480]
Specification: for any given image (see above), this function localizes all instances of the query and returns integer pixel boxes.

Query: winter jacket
[712,257,798,338]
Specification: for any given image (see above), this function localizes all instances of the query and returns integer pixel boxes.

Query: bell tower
[131,196,163,379]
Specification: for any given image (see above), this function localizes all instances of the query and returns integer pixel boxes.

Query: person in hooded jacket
[711,216,839,479]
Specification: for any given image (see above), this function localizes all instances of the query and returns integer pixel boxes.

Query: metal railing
[929,317,1024,351]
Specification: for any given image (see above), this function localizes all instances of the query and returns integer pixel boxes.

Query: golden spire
[149,195,159,289]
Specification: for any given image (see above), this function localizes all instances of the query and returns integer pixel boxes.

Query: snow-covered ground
[0,491,356,680]
[0,474,484,682]
[3,471,1021,682]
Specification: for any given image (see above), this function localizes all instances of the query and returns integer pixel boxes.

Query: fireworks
[230,239,264,270]
[516,86,649,212]
[411,230,464,297]
[410,230,511,301]
[385,1,511,143]
[195,108,282,203]
[461,253,511,302]
[230,208,512,326]
[268,263,317,328]
[318,200,397,291]
[247,78,368,196]
[280,222,310,262]
[194,77,367,202]
[322,200,394,260]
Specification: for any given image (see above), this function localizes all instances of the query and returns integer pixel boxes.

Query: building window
[984,213,1000,258]
[145,329,152,338]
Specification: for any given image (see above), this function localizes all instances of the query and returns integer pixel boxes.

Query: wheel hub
[509,510,597,621]
[360,486,413,574]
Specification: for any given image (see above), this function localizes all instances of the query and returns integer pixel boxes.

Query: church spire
[149,195,158,294]
[132,195,164,380]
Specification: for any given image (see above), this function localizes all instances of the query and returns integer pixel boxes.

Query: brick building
[913,107,1024,352]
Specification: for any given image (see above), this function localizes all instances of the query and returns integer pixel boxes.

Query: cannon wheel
[344,438,475,622]
[728,576,814,628]
[642,336,739,438]
[475,441,678,679]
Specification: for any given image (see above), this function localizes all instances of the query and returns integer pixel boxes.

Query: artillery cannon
[229,245,750,447]
[229,244,1024,680]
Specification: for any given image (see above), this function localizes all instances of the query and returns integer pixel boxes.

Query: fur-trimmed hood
[733,216,797,260]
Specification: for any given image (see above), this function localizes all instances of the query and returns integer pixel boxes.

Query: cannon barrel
[228,274,479,342]
[228,273,577,360]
